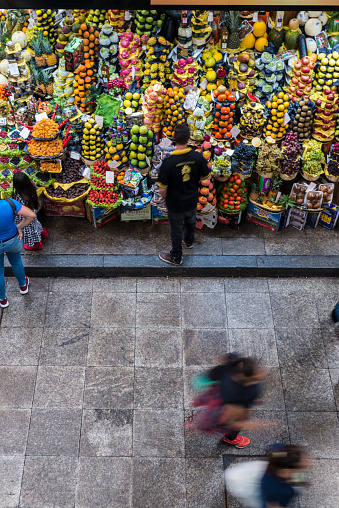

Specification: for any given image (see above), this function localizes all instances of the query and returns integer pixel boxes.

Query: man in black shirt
[157,124,210,265]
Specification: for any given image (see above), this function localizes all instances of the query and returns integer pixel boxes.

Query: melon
[255,37,268,52]
[308,11,322,18]
[306,37,317,53]
[268,28,286,48]
[297,11,309,26]
[318,12,329,26]
[252,20,266,38]
[305,18,322,36]
[328,16,339,34]
[288,18,300,31]
[241,32,255,49]
[285,29,300,50]
[11,31,28,49]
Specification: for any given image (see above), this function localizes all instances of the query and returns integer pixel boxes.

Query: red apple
[296,90,304,97]
[305,86,312,93]
[324,88,331,95]
[325,103,333,109]
[294,61,302,70]
[289,86,296,93]
[328,94,335,101]
[301,75,309,83]
[316,99,322,106]
[301,66,310,74]
[322,118,330,124]
[294,71,301,77]
[322,125,329,131]
[291,77,298,84]
[301,56,310,65]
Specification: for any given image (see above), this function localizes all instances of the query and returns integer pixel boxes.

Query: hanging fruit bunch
[81,116,105,161]
[104,131,128,166]
[264,91,290,140]
[197,173,217,212]
[74,61,97,112]
[212,85,236,140]
[129,124,154,171]
[280,132,302,179]
[231,142,256,177]
[107,10,126,32]
[98,24,119,82]
[254,53,284,103]
[134,10,160,37]
[143,36,173,88]
[200,46,223,92]
[287,55,315,102]
[172,57,200,88]
[238,94,265,139]
[191,10,212,46]
[162,87,186,138]
[312,88,339,142]
[229,51,257,99]
[35,9,57,44]
[256,140,282,175]
[142,82,165,133]
[217,173,249,214]
[289,96,315,141]
[313,50,339,92]
[118,30,143,87]
[78,22,100,63]
[301,139,325,179]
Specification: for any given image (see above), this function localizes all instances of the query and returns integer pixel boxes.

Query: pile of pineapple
[30,31,57,68]
[5,9,29,34]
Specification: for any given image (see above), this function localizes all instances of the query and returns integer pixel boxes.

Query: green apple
[146,149,152,155]
[139,126,148,135]
[146,141,153,148]
[130,143,137,151]
[131,125,139,134]
[131,134,139,143]
[139,136,148,144]
[138,145,146,152]
[137,153,145,160]
[130,151,137,159]
[138,161,147,169]
[147,129,153,139]
[131,159,138,166]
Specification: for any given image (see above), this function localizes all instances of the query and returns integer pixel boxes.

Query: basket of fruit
[31,118,60,141]
[28,138,65,160]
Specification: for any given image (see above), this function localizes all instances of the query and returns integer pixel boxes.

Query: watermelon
[268,28,286,48]
[285,30,300,50]
[328,17,339,34]
[329,35,339,48]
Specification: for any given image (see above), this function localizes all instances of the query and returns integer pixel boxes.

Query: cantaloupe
[255,37,268,52]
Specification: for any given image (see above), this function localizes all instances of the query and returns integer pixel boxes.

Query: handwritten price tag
[95,115,103,128]
[35,112,48,122]
[70,151,81,160]
[106,171,115,184]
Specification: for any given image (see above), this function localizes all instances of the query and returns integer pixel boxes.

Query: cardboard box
[43,197,86,217]
[85,202,119,228]
[246,201,282,231]
[64,37,84,72]
[319,203,339,230]
[120,203,151,222]
[152,205,169,225]
[289,207,307,230]
[217,209,242,230]
[196,209,218,229]
[306,210,321,229]
[279,208,291,229]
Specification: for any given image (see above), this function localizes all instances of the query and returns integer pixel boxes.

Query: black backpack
[2,198,17,217]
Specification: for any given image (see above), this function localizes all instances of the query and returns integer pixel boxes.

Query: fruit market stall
[0,8,338,234]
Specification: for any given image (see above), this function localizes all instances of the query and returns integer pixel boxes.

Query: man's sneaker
[182,238,193,249]
[0,298,9,308]
[19,276,29,295]
[221,434,251,448]
[159,251,182,266]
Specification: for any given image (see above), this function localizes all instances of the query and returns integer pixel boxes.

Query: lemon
[116,143,124,151]
[88,117,95,124]
[109,146,116,154]
[125,92,133,101]
[132,92,140,100]
[123,100,131,108]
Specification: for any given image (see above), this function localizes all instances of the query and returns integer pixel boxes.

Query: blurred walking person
[186,353,267,449]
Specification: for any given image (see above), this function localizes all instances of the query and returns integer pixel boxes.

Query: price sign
[230,126,240,138]
[70,151,81,160]
[200,78,208,90]
[125,11,131,21]
[108,160,120,169]
[131,65,135,79]
[35,112,48,122]
[0,118,6,125]
[106,171,115,184]
[283,112,291,125]
[95,115,103,128]
[82,114,91,122]
[145,156,151,167]
[20,127,30,139]
[8,63,19,76]
[226,148,234,156]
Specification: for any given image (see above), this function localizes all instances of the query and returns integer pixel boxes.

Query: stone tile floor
[20,214,339,258]
[0,276,338,507]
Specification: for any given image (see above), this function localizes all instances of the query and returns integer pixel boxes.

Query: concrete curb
[5,255,339,277]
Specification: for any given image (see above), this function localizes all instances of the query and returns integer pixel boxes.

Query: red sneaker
[41,227,48,239]
[0,298,9,308]
[221,434,251,448]
[24,242,43,250]
[19,276,29,295]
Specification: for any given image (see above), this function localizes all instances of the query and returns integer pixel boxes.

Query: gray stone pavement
[0,276,338,508]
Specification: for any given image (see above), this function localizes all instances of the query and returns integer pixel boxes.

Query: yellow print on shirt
[177,161,195,182]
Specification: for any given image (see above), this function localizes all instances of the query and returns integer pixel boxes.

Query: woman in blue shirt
[0,198,36,308]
